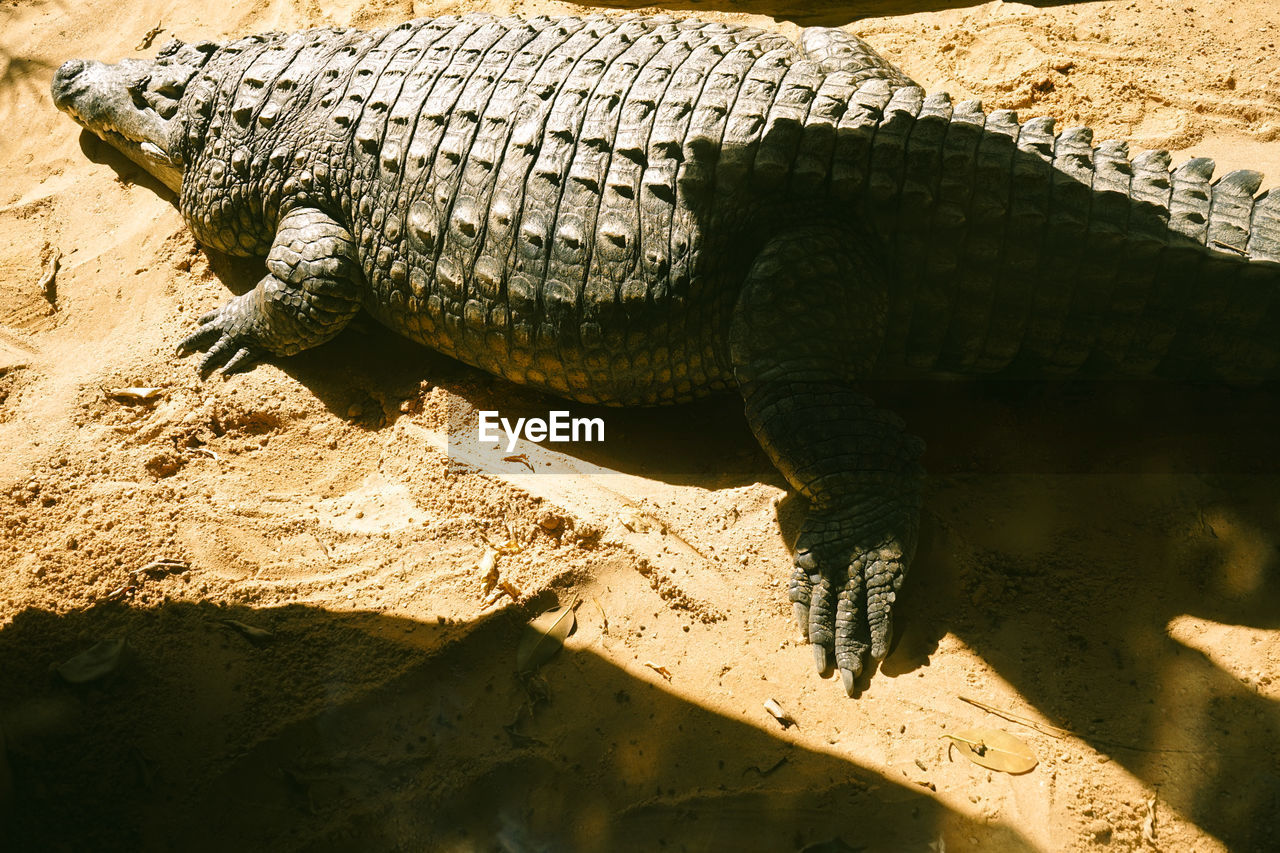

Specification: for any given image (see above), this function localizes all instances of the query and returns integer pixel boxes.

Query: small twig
[959,695,1070,739]
[220,619,273,645]
[942,734,990,755]
[593,596,609,635]
[129,557,189,578]
[37,248,61,307]
[503,453,535,472]
[103,584,137,601]
[743,755,789,777]
[958,694,1242,756]
[643,661,672,681]
[136,22,164,51]
[101,557,188,601]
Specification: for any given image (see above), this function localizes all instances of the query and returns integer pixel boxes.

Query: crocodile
[51,14,1280,695]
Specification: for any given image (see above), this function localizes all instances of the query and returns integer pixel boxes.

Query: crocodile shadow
[0,598,1033,851]
[888,378,1280,849]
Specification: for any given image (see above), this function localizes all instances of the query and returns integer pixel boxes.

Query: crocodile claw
[789,512,911,696]
[792,601,810,633]
[176,292,267,378]
[175,324,219,358]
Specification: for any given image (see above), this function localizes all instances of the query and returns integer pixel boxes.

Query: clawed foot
[789,512,911,696]
[176,292,265,377]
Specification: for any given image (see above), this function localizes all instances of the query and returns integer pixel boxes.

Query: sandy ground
[1,0,1278,850]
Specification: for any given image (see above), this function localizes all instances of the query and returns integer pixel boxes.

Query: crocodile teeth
[140,142,168,162]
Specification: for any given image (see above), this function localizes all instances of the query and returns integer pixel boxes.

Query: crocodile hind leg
[732,226,925,695]
[178,207,363,375]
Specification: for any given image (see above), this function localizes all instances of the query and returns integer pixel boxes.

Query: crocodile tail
[813,80,1280,380]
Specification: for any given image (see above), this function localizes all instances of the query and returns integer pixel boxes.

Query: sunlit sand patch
[1166,615,1280,700]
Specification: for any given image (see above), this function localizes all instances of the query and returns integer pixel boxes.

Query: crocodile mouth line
[59,99,181,190]
[96,124,170,163]
[77,120,182,192]
[56,85,165,150]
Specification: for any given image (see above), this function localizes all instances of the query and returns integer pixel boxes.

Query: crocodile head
[51,38,221,192]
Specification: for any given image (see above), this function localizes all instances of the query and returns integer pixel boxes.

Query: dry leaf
[944,728,1038,774]
[105,387,163,404]
[220,619,273,645]
[477,548,498,594]
[516,599,577,673]
[763,697,797,729]
[643,662,672,681]
[1141,796,1157,844]
[55,638,128,684]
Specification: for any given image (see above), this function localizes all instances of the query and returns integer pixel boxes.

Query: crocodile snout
[51,59,86,109]
[50,54,184,192]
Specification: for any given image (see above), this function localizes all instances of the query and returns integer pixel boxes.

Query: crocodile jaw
[52,57,183,192]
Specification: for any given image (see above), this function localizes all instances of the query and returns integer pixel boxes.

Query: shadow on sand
[1,596,1032,851]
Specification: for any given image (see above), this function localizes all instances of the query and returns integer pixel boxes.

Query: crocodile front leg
[732,225,925,695]
[178,207,363,375]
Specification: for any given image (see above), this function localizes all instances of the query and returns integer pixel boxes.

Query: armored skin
[51,14,1280,695]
